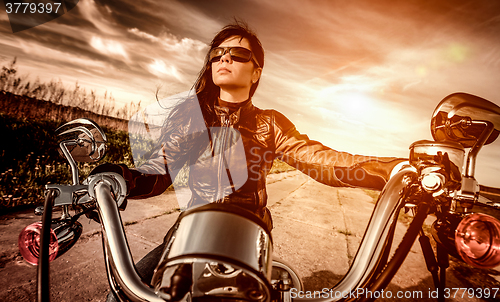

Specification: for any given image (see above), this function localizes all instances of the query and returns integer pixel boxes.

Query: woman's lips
[218,67,231,73]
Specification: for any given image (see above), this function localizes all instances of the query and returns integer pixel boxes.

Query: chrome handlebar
[295,166,417,302]
[91,168,419,302]
[89,175,164,302]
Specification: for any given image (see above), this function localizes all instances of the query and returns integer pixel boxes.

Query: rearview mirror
[56,118,107,162]
[431,93,500,148]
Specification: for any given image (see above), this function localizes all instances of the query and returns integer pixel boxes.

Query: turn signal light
[18,222,59,265]
[455,213,500,269]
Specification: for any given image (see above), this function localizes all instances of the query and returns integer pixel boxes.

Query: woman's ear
[251,67,262,84]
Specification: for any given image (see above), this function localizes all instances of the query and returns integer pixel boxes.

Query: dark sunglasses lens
[209,48,224,62]
[210,56,222,63]
[209,47,252,63]
[229,48,252,62]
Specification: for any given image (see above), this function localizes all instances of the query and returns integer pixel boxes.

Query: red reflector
[455,213,500,269]
[18,222,59,265]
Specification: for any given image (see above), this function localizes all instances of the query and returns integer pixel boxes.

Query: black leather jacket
[116,97,404,231]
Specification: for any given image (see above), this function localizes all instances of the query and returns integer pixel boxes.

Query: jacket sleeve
[93,138,182,199]
[127,149,176,199]
[127,118,199,199]
[272,110,406,191]
[120,98,209,199]
[94,121,195,200]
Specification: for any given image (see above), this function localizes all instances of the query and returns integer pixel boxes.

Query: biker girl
[93,21,405,301]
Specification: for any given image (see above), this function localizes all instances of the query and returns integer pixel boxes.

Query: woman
[99,22,405,300]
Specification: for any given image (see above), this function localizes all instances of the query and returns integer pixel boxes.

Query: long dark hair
[149,22,264,171]
[193,21,265,126]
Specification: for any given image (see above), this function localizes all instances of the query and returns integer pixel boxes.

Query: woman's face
[211,36,261,98]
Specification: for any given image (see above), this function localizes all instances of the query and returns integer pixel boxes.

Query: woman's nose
[220,51,232,63]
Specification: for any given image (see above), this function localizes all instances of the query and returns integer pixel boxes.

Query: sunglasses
[209,47,260,67]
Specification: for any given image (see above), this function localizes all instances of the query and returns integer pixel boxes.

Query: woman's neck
[219,89,250,103]
[218,97,250,108]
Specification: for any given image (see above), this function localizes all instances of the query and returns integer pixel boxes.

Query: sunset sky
[1,0,500,187]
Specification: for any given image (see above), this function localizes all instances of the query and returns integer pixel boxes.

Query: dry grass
[0,58,141,119]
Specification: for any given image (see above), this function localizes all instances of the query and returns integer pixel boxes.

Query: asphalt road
[1,170,499,301]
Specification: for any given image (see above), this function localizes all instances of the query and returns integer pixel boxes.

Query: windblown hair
[153,22,265,167]
[193,21,265,126]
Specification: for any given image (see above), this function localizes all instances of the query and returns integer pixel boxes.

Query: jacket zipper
[216,116,230,202]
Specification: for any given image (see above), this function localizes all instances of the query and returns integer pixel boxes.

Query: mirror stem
[465,121,494,178]
[59,142,80,185]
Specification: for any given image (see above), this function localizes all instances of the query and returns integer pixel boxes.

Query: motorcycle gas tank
[151,204,273,302]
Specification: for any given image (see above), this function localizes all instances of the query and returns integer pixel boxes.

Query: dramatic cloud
[89,36,129,59]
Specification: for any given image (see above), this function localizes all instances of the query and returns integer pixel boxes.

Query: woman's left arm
[272,110,406,191]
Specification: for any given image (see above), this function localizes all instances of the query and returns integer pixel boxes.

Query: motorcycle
[17,92,500,302]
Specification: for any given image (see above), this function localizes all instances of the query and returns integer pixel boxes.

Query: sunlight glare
[317,85,380,125]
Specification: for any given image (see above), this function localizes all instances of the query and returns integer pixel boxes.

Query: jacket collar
[214,98,254,126]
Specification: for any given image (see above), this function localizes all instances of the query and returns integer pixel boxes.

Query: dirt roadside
[1,170,499,301]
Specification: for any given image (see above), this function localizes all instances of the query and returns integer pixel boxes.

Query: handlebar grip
[87,172,127,208]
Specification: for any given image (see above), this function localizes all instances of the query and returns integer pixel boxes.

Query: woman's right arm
[90,161,173,200]
[93,97,206,199]
[92,122,191,199]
